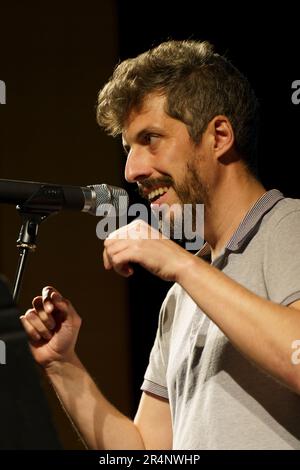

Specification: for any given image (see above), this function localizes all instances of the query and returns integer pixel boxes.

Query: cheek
[171,161,188,182]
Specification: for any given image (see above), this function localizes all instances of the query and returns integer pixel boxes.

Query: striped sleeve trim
[282,291,300,306]
[141,379,169,400]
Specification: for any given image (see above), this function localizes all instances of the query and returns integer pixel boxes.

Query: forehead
[122,93,169,143]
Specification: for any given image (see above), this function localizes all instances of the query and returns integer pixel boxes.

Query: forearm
[178,256,300,392]
[45,355,145,450]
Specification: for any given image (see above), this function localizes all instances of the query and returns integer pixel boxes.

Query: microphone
[0,179,128,215]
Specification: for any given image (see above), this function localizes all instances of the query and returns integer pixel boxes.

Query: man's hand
[103,220,191,281]
[20,286,82,368]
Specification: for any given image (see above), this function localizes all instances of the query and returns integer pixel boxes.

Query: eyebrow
[122,127,163,154]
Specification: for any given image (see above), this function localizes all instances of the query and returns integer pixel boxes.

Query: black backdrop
[0,0,299,447]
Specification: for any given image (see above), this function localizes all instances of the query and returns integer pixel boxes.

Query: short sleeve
[264,209,300,305]
[141,287,177,400]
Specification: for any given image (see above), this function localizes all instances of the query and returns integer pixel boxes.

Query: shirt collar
[197,189,284,259]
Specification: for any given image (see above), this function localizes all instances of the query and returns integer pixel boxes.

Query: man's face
[122,93,210,237]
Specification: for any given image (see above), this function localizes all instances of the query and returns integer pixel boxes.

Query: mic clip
[17,184,65,215]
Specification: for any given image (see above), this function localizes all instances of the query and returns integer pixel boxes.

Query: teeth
[147,186,169,201]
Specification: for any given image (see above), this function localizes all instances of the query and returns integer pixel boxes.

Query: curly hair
[97,40,260,170]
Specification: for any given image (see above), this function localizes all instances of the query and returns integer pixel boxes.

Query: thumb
[49,291,73,317]
[41,286,81,328]
[42,286,68,315]
[50,291,81,329]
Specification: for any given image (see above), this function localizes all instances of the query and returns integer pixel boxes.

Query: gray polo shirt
[141,189,300,449]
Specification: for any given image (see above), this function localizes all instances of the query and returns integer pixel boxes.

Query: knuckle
[26,309,36,320]
[74,315,82,328]
[111,253,118,263]
[135,239,144,250]
[38,311,48,322]
[24,308,33,316]
[106,246,112,257]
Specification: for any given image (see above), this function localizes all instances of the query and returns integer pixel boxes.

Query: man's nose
[125,149,153,183]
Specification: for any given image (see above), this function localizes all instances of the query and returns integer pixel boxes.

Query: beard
[160,159,208,244]
[173,158,209,206]
[139,154,208,245]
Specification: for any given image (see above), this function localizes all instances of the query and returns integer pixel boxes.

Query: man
[20,40,300,449]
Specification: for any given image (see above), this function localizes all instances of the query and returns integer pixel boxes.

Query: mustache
[138,176,174,198]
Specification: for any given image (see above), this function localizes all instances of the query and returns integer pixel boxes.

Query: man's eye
[144,134,159,145]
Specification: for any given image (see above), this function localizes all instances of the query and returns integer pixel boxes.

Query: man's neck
[204,169,266,261]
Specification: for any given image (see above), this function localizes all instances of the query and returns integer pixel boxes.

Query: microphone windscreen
[88,184,128,215]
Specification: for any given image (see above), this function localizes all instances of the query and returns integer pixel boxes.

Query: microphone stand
[13,211,51,303]
[12,185,65,304]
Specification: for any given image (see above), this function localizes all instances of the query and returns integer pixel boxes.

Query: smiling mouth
[147,186,170,203]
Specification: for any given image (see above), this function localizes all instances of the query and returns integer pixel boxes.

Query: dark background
[0,0,299,449]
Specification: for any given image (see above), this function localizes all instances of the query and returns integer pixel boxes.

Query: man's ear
[209,115,235,160]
